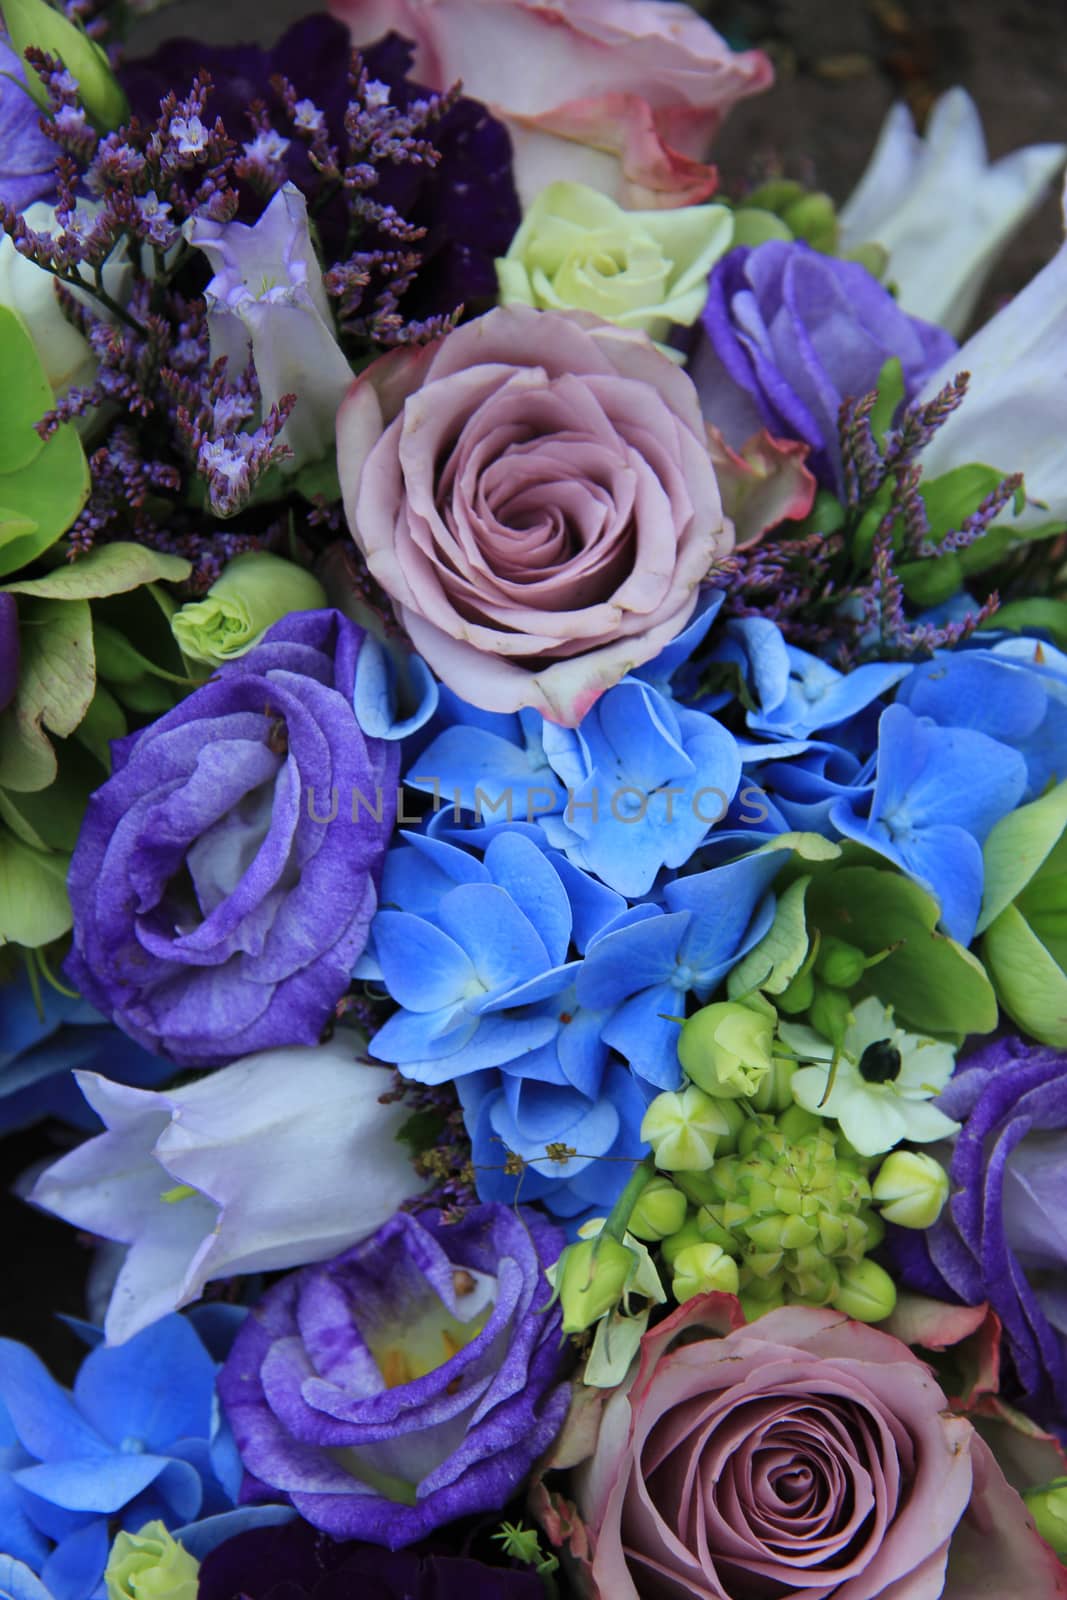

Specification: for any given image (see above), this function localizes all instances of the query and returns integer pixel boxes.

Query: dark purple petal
[0,592,19,713]
[0,38,57,210]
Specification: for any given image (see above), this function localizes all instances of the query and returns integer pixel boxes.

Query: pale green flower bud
[628,1175,688,1242]
[814,935,868,990]
[807,983,852,1049]
[660,1215,705,1271]
[678,1001,776,1100]
[105,1521,199,1600]
[751,1055,797,1113]
[777,966,815,1015]
[172,552,327,666]
[832,1258,897,1323]
[640,1084,732,1172]
[671,1242,740,1303]
[1023,1479,1067,1558]
[556,1233,636,1334]
[497,182,733,348]
[1,0,128,127]
[872,1150,950,1229]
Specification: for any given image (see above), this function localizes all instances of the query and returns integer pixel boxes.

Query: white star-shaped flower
[780,996,960,1158]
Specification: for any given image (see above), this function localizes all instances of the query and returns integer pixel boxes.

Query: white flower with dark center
[780,996,959,1158]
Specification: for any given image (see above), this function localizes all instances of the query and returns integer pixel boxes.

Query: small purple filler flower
[691,240,957,490]
[889,1034,1067,1438]
[218,1204,570,1547]
[66,610,398,1066]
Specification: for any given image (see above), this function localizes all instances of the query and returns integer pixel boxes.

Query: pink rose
[327,0,772,208]
[562,1295,1065,1600]
[337,306,732,724]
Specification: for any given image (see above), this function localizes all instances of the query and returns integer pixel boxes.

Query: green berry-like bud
[556,1234,637,1334]
[628,1176,688,1241]
[730,207,794,249]
[172,553,327,667]
[105,1522,199,1600]
[832,1258,897,1323]
[660,1215,705,1270]
[640,1084,731,1171]
[678,1001,777,1100]
[777,1104,823,1142]
[671,1242,740,1303]
[808,983,852,1049]
[872,1150,950,1229]
[751,1054,797,1113]
[777,967,816,1015]
[814,935,868,991]
[781,191,839,254]
[1023,1479,1067,1558]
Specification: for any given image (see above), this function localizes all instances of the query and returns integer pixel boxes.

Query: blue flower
[747,642,911,743]
[748,742,871,836]
[411,676,741,897]
[460,1064,650,1223]
[0,1316,239,1600]
[575,850,783,1087]
[831,703,1028,942]
[367,830,614,1086]
[896,636,1067,800]
[0,976,173,1138]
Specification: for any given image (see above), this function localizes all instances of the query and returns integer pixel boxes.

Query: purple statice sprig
[720,371,1016,662]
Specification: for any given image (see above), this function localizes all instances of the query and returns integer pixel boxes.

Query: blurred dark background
[2,0,1063,1380]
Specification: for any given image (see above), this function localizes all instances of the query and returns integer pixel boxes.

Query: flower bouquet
[1,0,1067,1596]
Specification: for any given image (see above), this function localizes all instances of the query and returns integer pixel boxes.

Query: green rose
[496,181,732,348]
[104,1521,199,1600]
[171,551,326,666]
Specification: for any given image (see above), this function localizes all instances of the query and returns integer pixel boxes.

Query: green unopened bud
[730,207,793,249]
[739,1275,787,1322]
[172,553,327,666]
[781,192,838,254]
[776,1104,823,1142]
[832,1258,897,1323]
[808,983,852,1048]
[746,178,806,212]
[660,1215,705,1270]
[1,0,128,127]
[556,1234,636,1334]
[671,1242,740,1303]
[640,1084,731,1171]
[872,1150,950,1229]
[679,1001,776,1100]
[814,935,868,991]
[628,1175,688,1241]
[105,1521,199,1600]
[751,1054,796,1113]
[777,967,815,1015]
[1023,1479,1067,1558]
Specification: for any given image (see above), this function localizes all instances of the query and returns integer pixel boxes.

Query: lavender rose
[218,1204,570,1546]
[889,1034,1067,1438]
[0,34,56,212]
[338,304,733,725]
[66,610,398,1067]
[690,241,957,491]
[198,1519,546,1600]
[567,1295,1025,1600]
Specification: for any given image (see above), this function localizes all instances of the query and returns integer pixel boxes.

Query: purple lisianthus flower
[690,240,957,490]
[888,1034,1067,1438]
[218,1204,570,1546]
[198,1518,545,1600]
[0,36,56,211]
[122,18,519,321]
[0,592,19,712]
[65,610,398,1067]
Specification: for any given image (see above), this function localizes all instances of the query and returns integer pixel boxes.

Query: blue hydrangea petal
[372,912,477,1011]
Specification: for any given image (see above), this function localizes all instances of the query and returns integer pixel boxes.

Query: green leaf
[983,903,1067,1049]
[1019,830,1067,971]
[73,680,126,768]
[728,874,811,998]
[869,357,904,449]
[293,452,342,505]
[807,865,998,1037]
[984,599,1067,649]
[0,597,95,792]
[0,420,90,578]
[0,826,72,948]
[0,739,104,851]
[754,832,841,863]
[0,785,48,849]
[0,304,49,474]
[978,780,1067,934]
[2,542,192,599]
